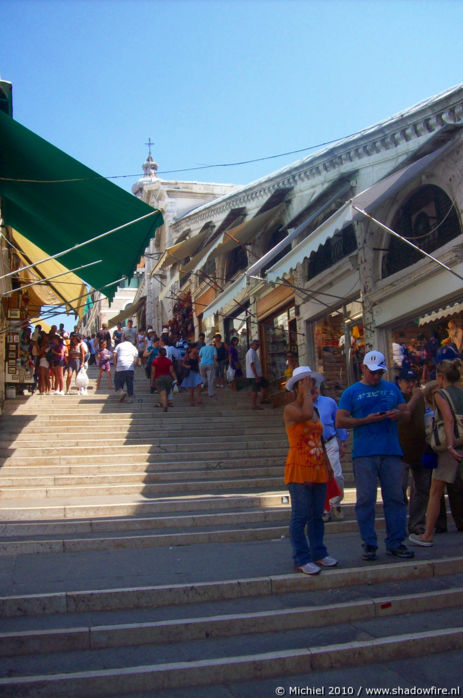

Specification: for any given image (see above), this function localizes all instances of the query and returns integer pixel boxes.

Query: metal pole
[352,205,463,282]
[0,209,159,281]
[1,260,102,297]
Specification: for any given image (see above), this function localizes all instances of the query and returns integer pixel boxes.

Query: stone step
[1,439,286,456]
[0,505,289,537]
[0,459,296,477]
[0,426,282,440]
[0,448,288,468]
[1,626,463,697]
[0,491,289,521]
[0,464,283,488]
[1,585,461,657]
[0,437,286,455]
[0,558,462,695]
[0,515,369,556]
[0,475,284,499]
[2,555,460,618]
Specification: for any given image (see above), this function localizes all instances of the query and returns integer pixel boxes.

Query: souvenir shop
[2,291,37,397]
[306,299,365,398]
[386,300,463,383]
[256,284,297,385]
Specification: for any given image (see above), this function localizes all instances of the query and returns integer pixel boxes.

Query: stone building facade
[140,84,463,396]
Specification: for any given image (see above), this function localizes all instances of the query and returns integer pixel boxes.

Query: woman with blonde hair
[284,366,338,574]
[410,359,463,546]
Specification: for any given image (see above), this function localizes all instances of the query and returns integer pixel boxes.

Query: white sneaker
[295,562,321,575]
[316,556,338,567]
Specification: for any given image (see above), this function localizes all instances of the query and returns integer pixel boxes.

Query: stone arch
[381,184,462,279]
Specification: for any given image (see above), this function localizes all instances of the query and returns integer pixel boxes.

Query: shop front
[385,300,463,383]
[194,286,217,337]
[306,299,365,398]
[2,300,35,396]
[256,284,296,385]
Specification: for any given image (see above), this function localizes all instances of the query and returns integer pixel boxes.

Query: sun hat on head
[286,365,324,392]
[363,350,387,372]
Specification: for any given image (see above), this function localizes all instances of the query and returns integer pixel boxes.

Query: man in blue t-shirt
[337,350,414,561]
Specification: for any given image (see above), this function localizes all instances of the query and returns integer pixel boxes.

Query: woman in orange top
[284,366,338,575]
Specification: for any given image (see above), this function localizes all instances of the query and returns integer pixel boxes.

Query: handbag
[430,388,463,452]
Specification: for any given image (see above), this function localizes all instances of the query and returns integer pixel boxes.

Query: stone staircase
[0,366,462,696]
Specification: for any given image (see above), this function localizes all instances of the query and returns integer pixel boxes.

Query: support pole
[352,205,463,282]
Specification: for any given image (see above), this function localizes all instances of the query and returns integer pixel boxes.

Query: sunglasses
[367,368,385,376]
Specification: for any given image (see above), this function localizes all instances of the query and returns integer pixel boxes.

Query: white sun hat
[286,365,324,392]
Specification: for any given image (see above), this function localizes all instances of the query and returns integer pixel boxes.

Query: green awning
[0,111,163,301]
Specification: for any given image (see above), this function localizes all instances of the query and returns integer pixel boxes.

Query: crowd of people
[18,314,463,577]
[20,323,89,395]
[283,349,463,575]
[392,317,463,382]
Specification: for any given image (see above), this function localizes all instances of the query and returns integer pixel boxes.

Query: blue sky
[1,0,463,329]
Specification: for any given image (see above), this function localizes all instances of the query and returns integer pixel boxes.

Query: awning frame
[246,180,353,279]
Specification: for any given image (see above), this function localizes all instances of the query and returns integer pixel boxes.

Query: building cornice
[170,87,463,233]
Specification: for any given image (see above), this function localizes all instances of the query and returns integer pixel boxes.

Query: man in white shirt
[113,333,139,403]
[245,339,269,409]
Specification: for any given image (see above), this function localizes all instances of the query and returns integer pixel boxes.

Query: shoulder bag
[430,388,463,452]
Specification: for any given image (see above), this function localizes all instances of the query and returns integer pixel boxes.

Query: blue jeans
[287,482,328,566]
[115,370,134,396]
[353,456,407,550]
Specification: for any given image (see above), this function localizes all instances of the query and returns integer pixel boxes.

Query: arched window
[382,185,461,278]
[307,225,357,280]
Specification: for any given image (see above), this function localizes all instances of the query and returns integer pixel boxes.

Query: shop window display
[312,302,365,397]
[224,306,251,364]
[261,305,298,383]
[390,311,463,383]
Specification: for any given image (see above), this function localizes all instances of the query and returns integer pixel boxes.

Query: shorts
[155,375,173,393]
[433,450,459,484]
[250,377,269,393]
[67,358,81,373]
[52,360,65,368]
[99,361,111,372]
[39,358,49,369]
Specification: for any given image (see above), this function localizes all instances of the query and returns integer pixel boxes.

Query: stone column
[357,220,379,352]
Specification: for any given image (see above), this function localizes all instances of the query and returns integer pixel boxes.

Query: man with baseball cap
[336,350,413,561]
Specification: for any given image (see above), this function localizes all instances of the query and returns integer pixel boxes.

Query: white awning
[108,297,145,328]
[152,227,212,273]
[266,140,456,282]
[246,180,353,279]
[202,274,248,321]
[418,300,463,325]
[182,203,285,275]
